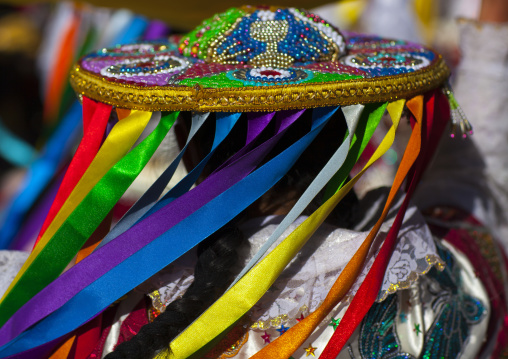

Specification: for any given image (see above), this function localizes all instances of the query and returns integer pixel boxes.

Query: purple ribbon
[212,112,275,174]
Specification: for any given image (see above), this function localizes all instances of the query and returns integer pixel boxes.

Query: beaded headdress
[0,6,466,359]
[71,5,449,112]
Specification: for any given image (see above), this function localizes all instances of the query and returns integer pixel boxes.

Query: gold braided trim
[70,57,449,112]
[377,254,445,303]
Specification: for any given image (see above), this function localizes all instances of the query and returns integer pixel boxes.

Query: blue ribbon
[111,16,148,45]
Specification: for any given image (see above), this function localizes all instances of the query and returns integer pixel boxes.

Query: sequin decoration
[420,244,485,359]
[304,343,317,357]
[100,55,189,80]
[97,43,171,57]
[276,324,289,335]
[341,51,434,76]
[203,324,249,358]
[329,317,341,331]
[178,7,247,59]
[198,7,346,67]
[359,242,486,359]
[359,294,410,358]
[346,36,407,51]
[228,66,310,85]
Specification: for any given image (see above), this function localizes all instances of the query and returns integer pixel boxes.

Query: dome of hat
[70,6,449,111]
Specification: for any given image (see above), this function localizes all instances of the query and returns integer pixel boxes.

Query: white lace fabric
[148,202,444,331]
[246,206,443,329]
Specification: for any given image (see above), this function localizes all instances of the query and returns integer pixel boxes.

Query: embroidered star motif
[304,343,317,357]
[413,323,422,336]
[276,325,289,335]
[329,317,341,330]
[399,312,407,323]
[261,331,271,344]
[296,313,305,322]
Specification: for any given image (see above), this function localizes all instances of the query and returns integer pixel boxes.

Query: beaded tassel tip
[444,84,473,139]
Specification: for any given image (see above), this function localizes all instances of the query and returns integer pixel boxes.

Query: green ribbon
[323,102,387,200]
[0,111,178,326]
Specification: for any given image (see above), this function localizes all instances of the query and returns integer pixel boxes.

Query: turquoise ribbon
[0,119,36,167]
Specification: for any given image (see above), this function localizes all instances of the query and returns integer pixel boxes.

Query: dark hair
[106,223,246,359]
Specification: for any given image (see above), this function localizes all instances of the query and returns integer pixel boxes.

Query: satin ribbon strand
[165,102,401,359]
[0,108,331,356]
[323,102,387,200]
[0,118,37,166]
[0,111,175,328]
[248,99,407,359]
[211,112,275,174]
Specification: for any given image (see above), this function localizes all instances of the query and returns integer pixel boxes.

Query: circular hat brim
[70,35,449,112]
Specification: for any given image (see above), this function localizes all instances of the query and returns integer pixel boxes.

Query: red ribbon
[33,97,112,248]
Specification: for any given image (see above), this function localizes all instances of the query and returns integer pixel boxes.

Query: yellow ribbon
[1,109,152,302]
[160,99,404,359]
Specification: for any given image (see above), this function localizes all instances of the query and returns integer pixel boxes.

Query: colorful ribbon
[229,103,387,291]
[320,91,449,358]
[164,102,399,359]
[0,118,36,166]
[0,12,150,250]
[33,105,149,250]
[33,97,112,248]
[0,110,174,327]
[322,103,386,201]
[318,96,425,358]
[247,99,407,359]
[0,108,329,356]
[43,6,80,123]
